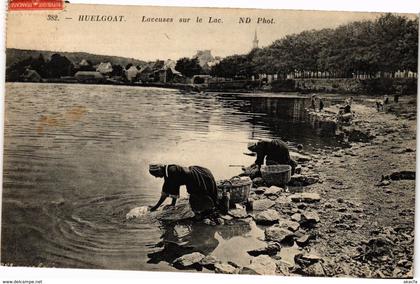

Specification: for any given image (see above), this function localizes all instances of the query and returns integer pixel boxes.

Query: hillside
[6,48,148,68]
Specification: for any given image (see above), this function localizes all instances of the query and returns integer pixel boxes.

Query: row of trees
[6,53,141,81]
[210,14,418,79]
[7,54,72,81]
[174,57,203,77]
[6,52,205,82]
[8,14,417,82]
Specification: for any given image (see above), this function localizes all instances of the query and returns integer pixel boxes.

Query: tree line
[7,13,418,82]
[210,13,418,79]
[6,53,136,82]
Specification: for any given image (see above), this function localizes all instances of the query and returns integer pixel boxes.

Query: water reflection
[213,93,343,151]
[147,220,265,268]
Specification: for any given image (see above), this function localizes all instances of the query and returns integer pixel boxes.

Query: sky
[5,4,417,61]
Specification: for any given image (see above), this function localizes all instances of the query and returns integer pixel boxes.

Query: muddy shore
[133,95,416,278]
[291,96,416,278]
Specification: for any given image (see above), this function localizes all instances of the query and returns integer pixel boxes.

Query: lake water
[2,83,341,271]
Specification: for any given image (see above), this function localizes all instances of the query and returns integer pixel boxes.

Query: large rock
[388,171,415,181]
[301,211,320,223]
[199,255,220,270]
[228,204,248,218]
[173,252,205,268]
[274,195,289,204]
[276,260,291,276]
[253,199,275,211]
[220,214,233,221]
[290,193,321,203]
[265,225,295,243]
[296,234,314,247]
[288,175,319,186]
[302,262,326,277]
[255,209,281,225]
[300,211,320,229]
[214,262,238,274]
[294,165,302,174]
[241,255,277,275]
[295,252,322,266]
[264,186,283,196]
[291,152,312,163]
[253,187,268,194]
[247,243,281,257]
[252,177,266,187]
[291,213,302,222]
[279,220,300,232]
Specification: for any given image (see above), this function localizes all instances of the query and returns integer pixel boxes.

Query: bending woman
[247,138,297,176]
[148,164,218,219]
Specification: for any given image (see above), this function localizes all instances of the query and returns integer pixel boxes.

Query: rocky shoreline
[143,96,416,278]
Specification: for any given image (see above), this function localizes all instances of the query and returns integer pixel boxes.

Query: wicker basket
[217,176,252,204]
[261,164,291,186]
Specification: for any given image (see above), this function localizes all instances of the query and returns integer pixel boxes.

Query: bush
[271,79,296,92]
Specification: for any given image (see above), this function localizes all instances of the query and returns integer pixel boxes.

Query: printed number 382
[47,15,59,21]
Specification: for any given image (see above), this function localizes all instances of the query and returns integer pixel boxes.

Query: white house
[126,65,139,82]
[96,62,113,75]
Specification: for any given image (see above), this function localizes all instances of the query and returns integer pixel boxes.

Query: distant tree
[400,17,419,72]
[125,63,133,70]
[46,54,74,78]
[6,56,34,81]
[30,54,48,77]
[111,64,124,76]
[175,57,202,77]
[211,13,418,79]
[210,54,252,79]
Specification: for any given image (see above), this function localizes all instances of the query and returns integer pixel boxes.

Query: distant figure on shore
[345,96,353,106]
[148,164,219,220]
[376,100,384,112]
[394,93,400,103]
[343,96,353,114]
[384,95,389,105]
[244,139,297,179]
[311,95,316,111]
[319,98,324,112]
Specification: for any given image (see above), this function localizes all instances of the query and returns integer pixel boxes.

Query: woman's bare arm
[150,194,167,211]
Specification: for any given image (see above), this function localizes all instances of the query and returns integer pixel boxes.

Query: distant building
[138,66,154,82]
[192,74,212,84]
[75,71,105,83]
[164,59,177,69]
[194,50,215,68]
[207,57,221,68]
[154,67,183,83]
[79,59,90,67]
[126,65,139,82]
[96,62,113,75]
[22,69,42,82]
[75,59,94,72]
[253,30,259,49]
[151,60,165,70]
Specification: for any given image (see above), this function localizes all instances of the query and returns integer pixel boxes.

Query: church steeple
[252,30,259,49]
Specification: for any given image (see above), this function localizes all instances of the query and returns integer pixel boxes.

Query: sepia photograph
[1,1,418,280]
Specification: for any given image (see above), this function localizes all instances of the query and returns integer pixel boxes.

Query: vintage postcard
[1,1,418,279]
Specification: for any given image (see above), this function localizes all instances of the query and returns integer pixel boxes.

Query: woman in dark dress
[245,139,297,178]
[148,164,218,218]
